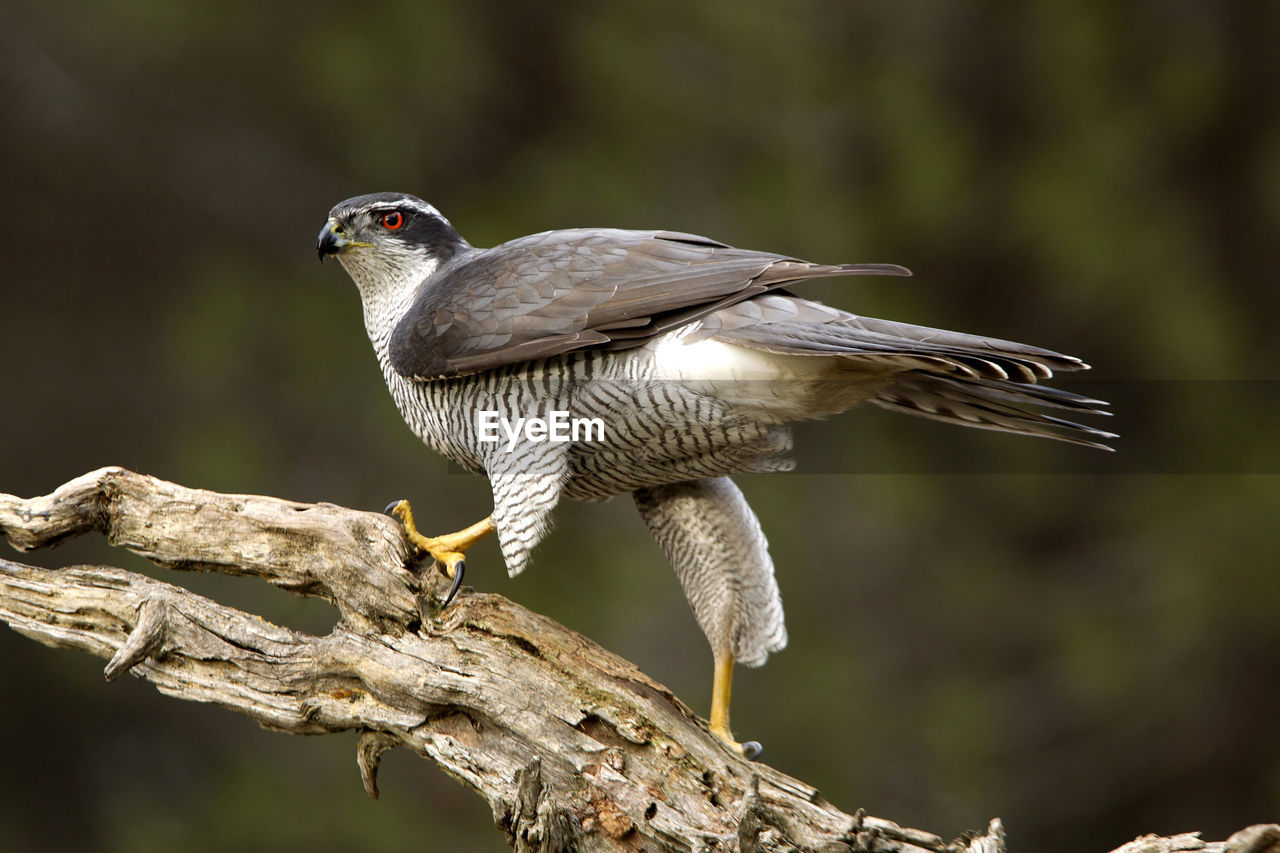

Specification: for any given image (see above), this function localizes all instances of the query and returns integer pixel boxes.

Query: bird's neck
[338,255,438,360]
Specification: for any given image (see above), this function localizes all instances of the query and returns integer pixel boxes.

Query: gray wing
[386,228,908,378]
[700,295,1089,380]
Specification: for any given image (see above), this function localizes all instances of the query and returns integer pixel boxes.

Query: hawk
[317,192,1112,756]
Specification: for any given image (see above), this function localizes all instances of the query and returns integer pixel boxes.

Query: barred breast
[379,328,797,504]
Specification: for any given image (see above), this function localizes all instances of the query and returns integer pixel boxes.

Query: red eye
[381,211,404,230]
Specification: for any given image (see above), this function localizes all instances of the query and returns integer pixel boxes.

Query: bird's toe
[442,559,466,608]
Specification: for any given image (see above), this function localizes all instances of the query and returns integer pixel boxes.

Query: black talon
[442,559,465,608]
[741,741,763,761]
[384,500,405,516]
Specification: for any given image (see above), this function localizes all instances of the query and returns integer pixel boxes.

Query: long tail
[869,372,1114,450]
[702,294,1115,449]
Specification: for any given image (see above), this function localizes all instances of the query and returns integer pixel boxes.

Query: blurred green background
[1,2,1277,851]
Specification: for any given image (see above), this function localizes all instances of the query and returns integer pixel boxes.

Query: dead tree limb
[0,468,1274,853]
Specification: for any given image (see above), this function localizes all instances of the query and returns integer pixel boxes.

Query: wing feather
[387,228,908,378]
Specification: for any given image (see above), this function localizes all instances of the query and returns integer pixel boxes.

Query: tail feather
[695,293,1113,449]
[870,372,1116,450]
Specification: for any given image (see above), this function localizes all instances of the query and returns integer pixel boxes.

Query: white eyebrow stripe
[364,198,445,220]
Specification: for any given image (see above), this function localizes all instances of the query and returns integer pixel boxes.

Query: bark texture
[0,468,1273,853]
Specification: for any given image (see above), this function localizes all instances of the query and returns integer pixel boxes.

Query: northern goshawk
[317,192,1112,756]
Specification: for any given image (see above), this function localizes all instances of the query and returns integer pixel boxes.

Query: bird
[317,191,1113,757]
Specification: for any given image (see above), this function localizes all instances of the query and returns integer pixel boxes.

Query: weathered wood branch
[0,468,1274,853]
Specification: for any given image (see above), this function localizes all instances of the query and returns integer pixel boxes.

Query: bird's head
[317,192,469,293]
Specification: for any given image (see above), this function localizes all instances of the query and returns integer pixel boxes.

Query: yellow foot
[709,654,763,760]
[709,722,763,760]
[386,499,494,606]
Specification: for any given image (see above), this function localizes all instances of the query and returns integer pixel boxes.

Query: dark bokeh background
[2,3,1277,851]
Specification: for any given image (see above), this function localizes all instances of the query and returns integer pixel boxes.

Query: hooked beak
[317,219,350,262]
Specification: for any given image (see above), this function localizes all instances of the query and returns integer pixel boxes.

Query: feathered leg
[487,444,568,579]
[633,477,786,756]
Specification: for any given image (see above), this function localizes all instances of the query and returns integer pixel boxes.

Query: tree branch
[0,468,1274,853]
